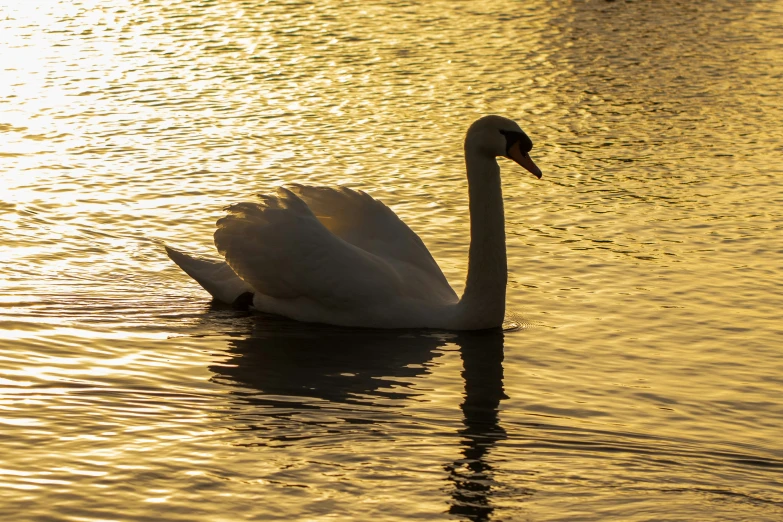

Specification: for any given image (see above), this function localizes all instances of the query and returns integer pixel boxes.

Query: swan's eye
[499,130,533,155]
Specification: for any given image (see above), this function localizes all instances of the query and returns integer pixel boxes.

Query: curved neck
[457,150,507,329]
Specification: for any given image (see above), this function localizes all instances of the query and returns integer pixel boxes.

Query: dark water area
[1,0,782,520]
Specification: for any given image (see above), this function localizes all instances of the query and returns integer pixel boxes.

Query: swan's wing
[287,184,456,300]
[165,245,253,304]
[213,188,413,307]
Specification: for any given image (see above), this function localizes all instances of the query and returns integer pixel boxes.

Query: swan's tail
[164,245,253,305]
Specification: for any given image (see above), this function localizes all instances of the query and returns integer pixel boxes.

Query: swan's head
[465,115,542,178]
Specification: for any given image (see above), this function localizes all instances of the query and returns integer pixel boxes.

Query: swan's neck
[457,151,507,329]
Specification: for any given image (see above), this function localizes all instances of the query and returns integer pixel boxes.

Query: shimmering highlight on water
[1,0,782,520]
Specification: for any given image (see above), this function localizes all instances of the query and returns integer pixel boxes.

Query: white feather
[164,246,252,304]
[166,115,540,330]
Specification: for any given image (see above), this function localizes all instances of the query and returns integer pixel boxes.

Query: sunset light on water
[1,1,782,520]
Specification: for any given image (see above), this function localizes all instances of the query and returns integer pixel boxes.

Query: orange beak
[507,140,542,179]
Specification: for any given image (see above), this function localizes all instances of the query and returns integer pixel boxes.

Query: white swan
[166,115,541,330]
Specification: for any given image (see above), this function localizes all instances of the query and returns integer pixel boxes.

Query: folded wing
[288,184,456,301]
[214,188,406,308]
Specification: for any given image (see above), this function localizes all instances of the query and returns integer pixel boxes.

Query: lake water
[1,0,782,520]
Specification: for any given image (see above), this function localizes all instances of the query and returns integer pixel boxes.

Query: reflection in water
[210,314,445,406]
[2,0,781,518]
[210,314,509,520]
[446,330,510,521]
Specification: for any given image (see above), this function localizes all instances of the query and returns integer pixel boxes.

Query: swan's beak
[507,141,542,179]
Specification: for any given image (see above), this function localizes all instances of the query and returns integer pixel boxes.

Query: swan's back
[288,185,451,291]
[210,187,457,326]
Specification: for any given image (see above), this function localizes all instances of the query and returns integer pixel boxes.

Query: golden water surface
[1,0,782,520]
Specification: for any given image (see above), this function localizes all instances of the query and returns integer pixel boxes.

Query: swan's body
[166,115,541,330]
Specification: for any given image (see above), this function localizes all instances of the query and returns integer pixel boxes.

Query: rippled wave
[1,0,782,520]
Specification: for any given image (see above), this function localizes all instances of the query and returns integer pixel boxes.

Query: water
[1,0,782,520]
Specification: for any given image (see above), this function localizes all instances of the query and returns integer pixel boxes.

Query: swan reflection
[447,329,508,521]
[210,314,447,407]
[209,314,511,520]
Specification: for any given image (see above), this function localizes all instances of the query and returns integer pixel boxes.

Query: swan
[165,115,542,330]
